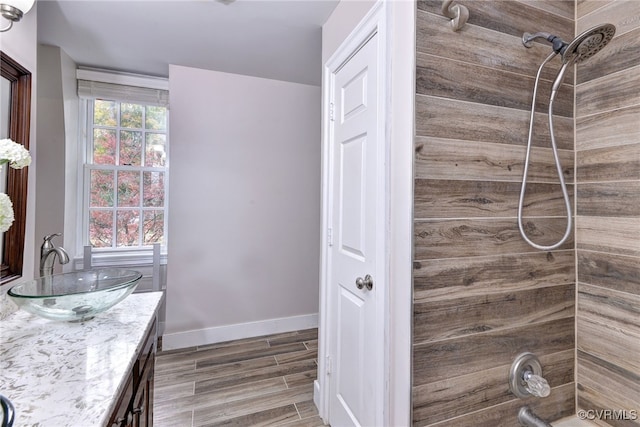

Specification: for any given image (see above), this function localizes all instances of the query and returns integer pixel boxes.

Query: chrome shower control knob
[523,371,551,397]
[509,352,550,399]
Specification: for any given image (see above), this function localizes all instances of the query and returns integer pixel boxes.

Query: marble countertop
[0,291,163,427]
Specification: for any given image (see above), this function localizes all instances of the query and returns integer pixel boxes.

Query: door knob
[355,274,373,291]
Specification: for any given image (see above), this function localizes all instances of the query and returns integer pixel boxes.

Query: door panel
[336,286,365,422]
[341,69,368,123]
[329,31,379,427]
[339,134,366,260]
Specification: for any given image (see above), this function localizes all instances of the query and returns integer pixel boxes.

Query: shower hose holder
[441,0,469,32]
[510,352,551,399]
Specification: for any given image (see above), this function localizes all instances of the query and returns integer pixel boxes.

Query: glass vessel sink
[8,268,142,322]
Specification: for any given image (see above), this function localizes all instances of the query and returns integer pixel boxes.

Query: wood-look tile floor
[154,328,325,427]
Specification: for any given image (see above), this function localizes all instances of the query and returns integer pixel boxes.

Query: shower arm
[522,31,555,46]
[523,31,568,53]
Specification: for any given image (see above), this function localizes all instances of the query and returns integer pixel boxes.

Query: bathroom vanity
[0,291,163,426]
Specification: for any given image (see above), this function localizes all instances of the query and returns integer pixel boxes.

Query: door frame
[316,2,389,425]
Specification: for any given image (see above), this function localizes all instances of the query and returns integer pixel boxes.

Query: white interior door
[328,31,382,427]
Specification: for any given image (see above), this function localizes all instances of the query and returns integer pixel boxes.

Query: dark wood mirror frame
[1,51,31,284]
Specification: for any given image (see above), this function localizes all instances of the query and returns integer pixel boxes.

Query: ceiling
[37,0,339,86]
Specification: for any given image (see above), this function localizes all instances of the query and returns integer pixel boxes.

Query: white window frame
[76,70,170,267]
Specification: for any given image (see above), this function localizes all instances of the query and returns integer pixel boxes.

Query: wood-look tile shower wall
[575,1,640,424]
[412,1,576,425]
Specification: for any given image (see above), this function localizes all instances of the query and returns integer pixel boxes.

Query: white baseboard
[161,313,318,350]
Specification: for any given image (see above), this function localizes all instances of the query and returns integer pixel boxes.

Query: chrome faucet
[40,233,70,277]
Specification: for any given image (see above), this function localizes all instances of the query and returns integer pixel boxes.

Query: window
[84,98,168,250]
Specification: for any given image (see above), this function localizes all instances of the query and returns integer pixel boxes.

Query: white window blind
[76,68,169,107]
[77,80,169,107]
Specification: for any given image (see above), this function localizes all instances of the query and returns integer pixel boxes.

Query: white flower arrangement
[0,138,31,232]
[0,138,31,170]
[0,193,14,233]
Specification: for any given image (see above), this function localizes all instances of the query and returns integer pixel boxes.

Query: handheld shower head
[550,24,616,98]
[522,24,617,99]
[522,24,616,64]
[560,23,616,64]
[518,23,616,251]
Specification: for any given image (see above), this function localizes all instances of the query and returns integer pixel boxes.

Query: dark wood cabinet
[108,373,134,427]
[107,317,157,427]
[133,334,155,427]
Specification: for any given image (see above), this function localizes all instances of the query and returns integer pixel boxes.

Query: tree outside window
[87,99,168,249]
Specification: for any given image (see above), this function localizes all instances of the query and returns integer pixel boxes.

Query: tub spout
[518,406,552,427]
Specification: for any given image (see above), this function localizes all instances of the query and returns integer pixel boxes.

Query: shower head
[550,24,616,98]
[522,23,616,64]
[561,24,616,64]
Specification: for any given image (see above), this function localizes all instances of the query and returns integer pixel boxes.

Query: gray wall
[35,45,74,275]
[165,65,321,348]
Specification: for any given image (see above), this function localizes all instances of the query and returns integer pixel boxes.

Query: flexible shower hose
[518,51,573,251]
